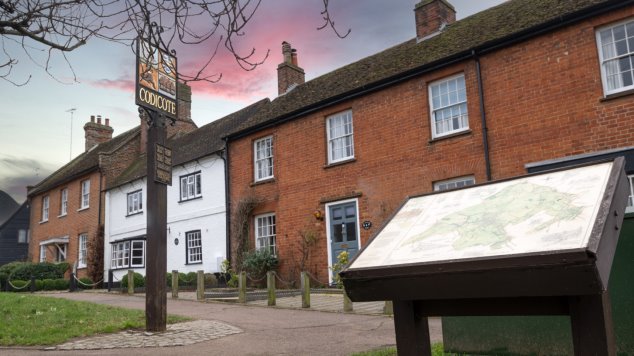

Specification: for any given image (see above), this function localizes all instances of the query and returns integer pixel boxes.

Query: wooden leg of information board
[393,300,431,356]
[569,291,616,356]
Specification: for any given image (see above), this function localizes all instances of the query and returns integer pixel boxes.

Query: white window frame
[80,180,90,209]
[127,190,143,215]
[130,240,145,267]
[255,213,276,255]
[254,136,274,181]
[41,196,49,222]
[17,229,27,244]
[55,244,67,262]
[433,176,476,191]
[429,73,469,138]
[326,110,354,164]
[627,174,634,213]
[60,188,68,216]
[596,18,634,96]
[40,245,47,262]
[78,233,88,268]
[186,230,203,264]
[180,172,202,201]
[111,241,130,269]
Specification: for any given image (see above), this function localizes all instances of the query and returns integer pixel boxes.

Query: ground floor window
[39,245,46,262]
[78,233,88,268]
[111,239,145,269]
[186,230,202,264]
[255,214,276,255]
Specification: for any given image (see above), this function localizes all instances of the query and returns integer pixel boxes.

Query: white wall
[104,154,227,282]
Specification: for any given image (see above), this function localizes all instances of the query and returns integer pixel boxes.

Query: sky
[0,0,507,203]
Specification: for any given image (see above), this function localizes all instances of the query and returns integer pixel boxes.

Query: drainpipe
[473,50,492,181]
[220,137,231,264]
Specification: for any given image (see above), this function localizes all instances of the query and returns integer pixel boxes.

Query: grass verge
[0,293,189,346]
[351,343,446,356]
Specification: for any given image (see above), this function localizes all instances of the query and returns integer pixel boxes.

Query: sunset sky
[0,0,506,203]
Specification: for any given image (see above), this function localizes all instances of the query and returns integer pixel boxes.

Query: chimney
[414,0,456,41]
[84,114,114,151]
[277,41,305,95]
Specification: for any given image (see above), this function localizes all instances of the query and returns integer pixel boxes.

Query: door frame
[325,198,361,285]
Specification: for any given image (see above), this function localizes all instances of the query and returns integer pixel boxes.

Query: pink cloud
[87,78,135,92]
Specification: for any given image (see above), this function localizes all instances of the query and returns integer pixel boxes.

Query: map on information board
[349,162,613,269]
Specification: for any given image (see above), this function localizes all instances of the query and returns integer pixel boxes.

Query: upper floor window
[127,190,143,215]
[254,136,274,181]
[434,176,475,191]
[17,229,28,244]
[597,19,634,95]
[60,188,68,216]
[180,172,202,201]
[78,233,88,268]
[327,111,354,164]
[186,230,202,264]
[429,74,468,138]
[255,213,276,255]
[80,180,90,209]
[42,196,49,222]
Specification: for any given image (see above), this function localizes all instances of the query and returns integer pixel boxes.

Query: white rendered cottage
[103,102,266,282]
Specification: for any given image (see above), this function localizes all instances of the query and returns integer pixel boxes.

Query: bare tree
[0,0,349,86]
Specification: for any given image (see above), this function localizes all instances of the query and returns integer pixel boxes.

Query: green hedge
[6,278,69,292]
[5,262,69,281]
[121,272,145,288]
[165,271,199,287]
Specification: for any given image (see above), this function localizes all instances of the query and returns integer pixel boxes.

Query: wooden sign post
[341,158,628,356]
[135,32,178,332]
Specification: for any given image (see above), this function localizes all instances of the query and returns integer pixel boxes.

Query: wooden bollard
[171,270,179,298]
[238,271,247,304]
[197,270,204,301]
[301,271,310,308]
[384,300,394,315]
[267,271,276,306]
[127,270,134,295]
[343,287,353,312]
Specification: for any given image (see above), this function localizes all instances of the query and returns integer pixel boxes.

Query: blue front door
[329,202,359,270]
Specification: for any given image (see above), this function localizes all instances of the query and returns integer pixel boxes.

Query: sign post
[135,35,177,332]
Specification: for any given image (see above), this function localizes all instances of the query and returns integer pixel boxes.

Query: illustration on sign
[350,162,612,269]
[136,39,178,118]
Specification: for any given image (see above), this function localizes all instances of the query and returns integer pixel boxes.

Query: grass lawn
[352,344,447,356]
[0,293,189,346]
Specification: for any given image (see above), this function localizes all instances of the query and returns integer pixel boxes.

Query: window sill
[251,178,275,187]
[126,211,143,217]
[39,220,48,224]
[178,196,202,204]
[57,214,67,218]
[77,207,89,212]
[600,88,634,102]
[77,266,87,270]
[324,158,356,169]
[186,262,203,265]
[429,129,472,144]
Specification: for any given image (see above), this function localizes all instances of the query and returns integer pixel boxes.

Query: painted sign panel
[136,39,178,118]
[350,162,613,269]
[155,143,172,185]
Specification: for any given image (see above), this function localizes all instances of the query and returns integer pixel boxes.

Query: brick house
[27,84,196,280]
[225,0,634,284]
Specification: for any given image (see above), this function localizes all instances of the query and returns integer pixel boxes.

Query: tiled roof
[228,0,613,137]
[28,127,140,197]
[107,99,270,190]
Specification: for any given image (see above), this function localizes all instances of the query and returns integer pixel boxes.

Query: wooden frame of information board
[341,158,628,356]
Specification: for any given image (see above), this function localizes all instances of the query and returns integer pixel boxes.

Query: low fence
[110,269,393,315]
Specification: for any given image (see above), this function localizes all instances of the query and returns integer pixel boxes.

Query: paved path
[4,291,442,355]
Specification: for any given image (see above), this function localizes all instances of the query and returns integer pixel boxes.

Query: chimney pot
[291,49,298,66]
[90,115,95,123]
[105,118,110,126]
[97,115,102,124]
[414,0,456,41]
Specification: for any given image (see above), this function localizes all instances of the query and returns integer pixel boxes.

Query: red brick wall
[229,6,634,284]
[29,171,101,278]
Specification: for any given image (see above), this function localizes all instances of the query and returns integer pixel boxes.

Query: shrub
[241,249,279,280]
[184,272,197,287]
[41,279,56,291]
[204,273,217,288]
[10,262,69,281]
[7,279,29,292]
[54,279,69,290]
[78,277,94,289]
[0,261,27,284]
[331,251,349,288]
[166,272,173,287]
[121,272,145,289]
